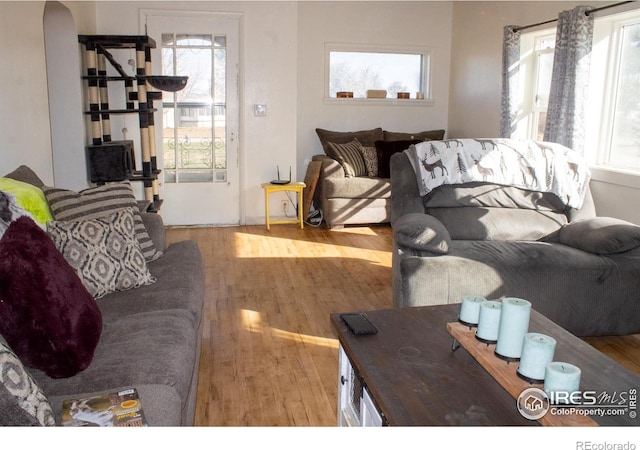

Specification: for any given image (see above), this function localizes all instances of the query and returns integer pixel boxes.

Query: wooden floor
[165,224,640,426]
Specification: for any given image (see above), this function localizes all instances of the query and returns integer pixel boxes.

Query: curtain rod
[511,1,635,33]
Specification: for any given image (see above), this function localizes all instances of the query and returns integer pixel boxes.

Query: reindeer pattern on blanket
[408,138,591,209]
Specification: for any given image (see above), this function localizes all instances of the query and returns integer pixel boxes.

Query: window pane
[162,33,227,183]
[175,34,212,47]
[329,51,424,99]
[535,52,554,108]
[609,23,640,168]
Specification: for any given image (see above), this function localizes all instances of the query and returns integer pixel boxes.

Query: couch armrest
[393,213,450,254]
[311,155,345,211]
[141,212,166,254]
[312,154,345,180]
[390,152,424,226]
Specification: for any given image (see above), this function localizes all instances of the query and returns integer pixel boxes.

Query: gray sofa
[0,166,204,426]
[312,127,445,228]
[390,146,640,337]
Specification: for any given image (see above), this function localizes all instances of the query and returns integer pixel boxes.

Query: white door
[142,11,240,226]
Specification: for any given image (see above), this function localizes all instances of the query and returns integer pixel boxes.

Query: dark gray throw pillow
[393,213,451,254]
[383,129,445,142]
[559,217,640,255]
[316,127,384,153]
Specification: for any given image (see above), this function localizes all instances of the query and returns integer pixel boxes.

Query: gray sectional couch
[390,142,640,337]
[312,127,445,228]
[0,166,204,426]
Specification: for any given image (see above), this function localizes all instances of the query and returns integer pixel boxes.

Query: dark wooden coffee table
[331,304,639,426]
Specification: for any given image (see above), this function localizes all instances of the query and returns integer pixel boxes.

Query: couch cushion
[426,207,567,241]
[31,310,197,418]
[325,140,367,177]
[375,139,422,178]
[393,213,450,254]
[96,240,204,327]
[3,165,45,188]
[42,182,161,262]
[0,339,55,426]
[0,217,102,379]
[324,176,391,199]
[424,182,567,212]
[559,217,640,255]
[316,127,384,152]
[383,129,445,142]
[47,208,156,299]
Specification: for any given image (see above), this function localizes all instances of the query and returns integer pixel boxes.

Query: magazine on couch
[61,388,147,427]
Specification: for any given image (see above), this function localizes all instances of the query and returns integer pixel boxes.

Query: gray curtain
[543,6,594,154]
[500,26,521,138]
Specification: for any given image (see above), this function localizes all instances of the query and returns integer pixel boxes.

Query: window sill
[323,97,435,107]
[589,165,640,189]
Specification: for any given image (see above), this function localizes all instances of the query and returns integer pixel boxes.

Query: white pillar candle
[458,295,486,326]
[517,333,556,382]
[476,300,502,343]
[495,297,531,360]
[544,362,581,404]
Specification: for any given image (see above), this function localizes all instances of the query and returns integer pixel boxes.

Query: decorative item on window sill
[397,92,410,99]
[336,91,353,98]
[366,90,387,99]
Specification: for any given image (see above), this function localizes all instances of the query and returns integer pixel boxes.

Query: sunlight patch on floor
[231,230,387,259]
[240,309,338,349]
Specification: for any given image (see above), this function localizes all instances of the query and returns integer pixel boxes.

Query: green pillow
[0,177,53,226]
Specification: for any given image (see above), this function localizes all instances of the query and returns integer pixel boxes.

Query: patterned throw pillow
[47,207,156,299]
[359,146,378,177]
[0,340,56,426]
[42,181,161,262]
[326,139,367,177]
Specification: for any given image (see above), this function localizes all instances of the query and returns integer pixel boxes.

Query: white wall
[448,1,640,224]
[0,2,55,184]
[3,1,638,224]
[0,1,95,185]
[296,1,453,174]
[44,1,88,191]
[93,1,297,224]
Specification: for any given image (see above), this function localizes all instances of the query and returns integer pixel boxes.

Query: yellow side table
[261,182,306,230]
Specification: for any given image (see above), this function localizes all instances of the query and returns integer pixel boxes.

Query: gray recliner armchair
[390,143,640,337]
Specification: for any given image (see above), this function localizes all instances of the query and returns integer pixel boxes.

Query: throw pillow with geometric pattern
[358,146,378,177]
[0,340,56,426]
[42,181,161,262]
[47,207,156,299]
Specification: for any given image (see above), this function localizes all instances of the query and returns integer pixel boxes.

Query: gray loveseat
[0,166,204,426]
[312,127,444,228]
[390,141,640,337]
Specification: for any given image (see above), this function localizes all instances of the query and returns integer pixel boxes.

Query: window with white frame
[591,11,640,171]
[519,8,640,174]
[325,43,433,102]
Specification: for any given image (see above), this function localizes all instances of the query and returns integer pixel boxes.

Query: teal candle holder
[495,297,532,362]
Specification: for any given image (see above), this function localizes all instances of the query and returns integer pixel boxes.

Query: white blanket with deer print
[405,138,591,209]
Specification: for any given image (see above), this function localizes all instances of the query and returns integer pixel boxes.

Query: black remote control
[340,313,378,335]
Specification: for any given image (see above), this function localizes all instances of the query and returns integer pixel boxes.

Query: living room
[2,0,640,225]
[1,0,639,446]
